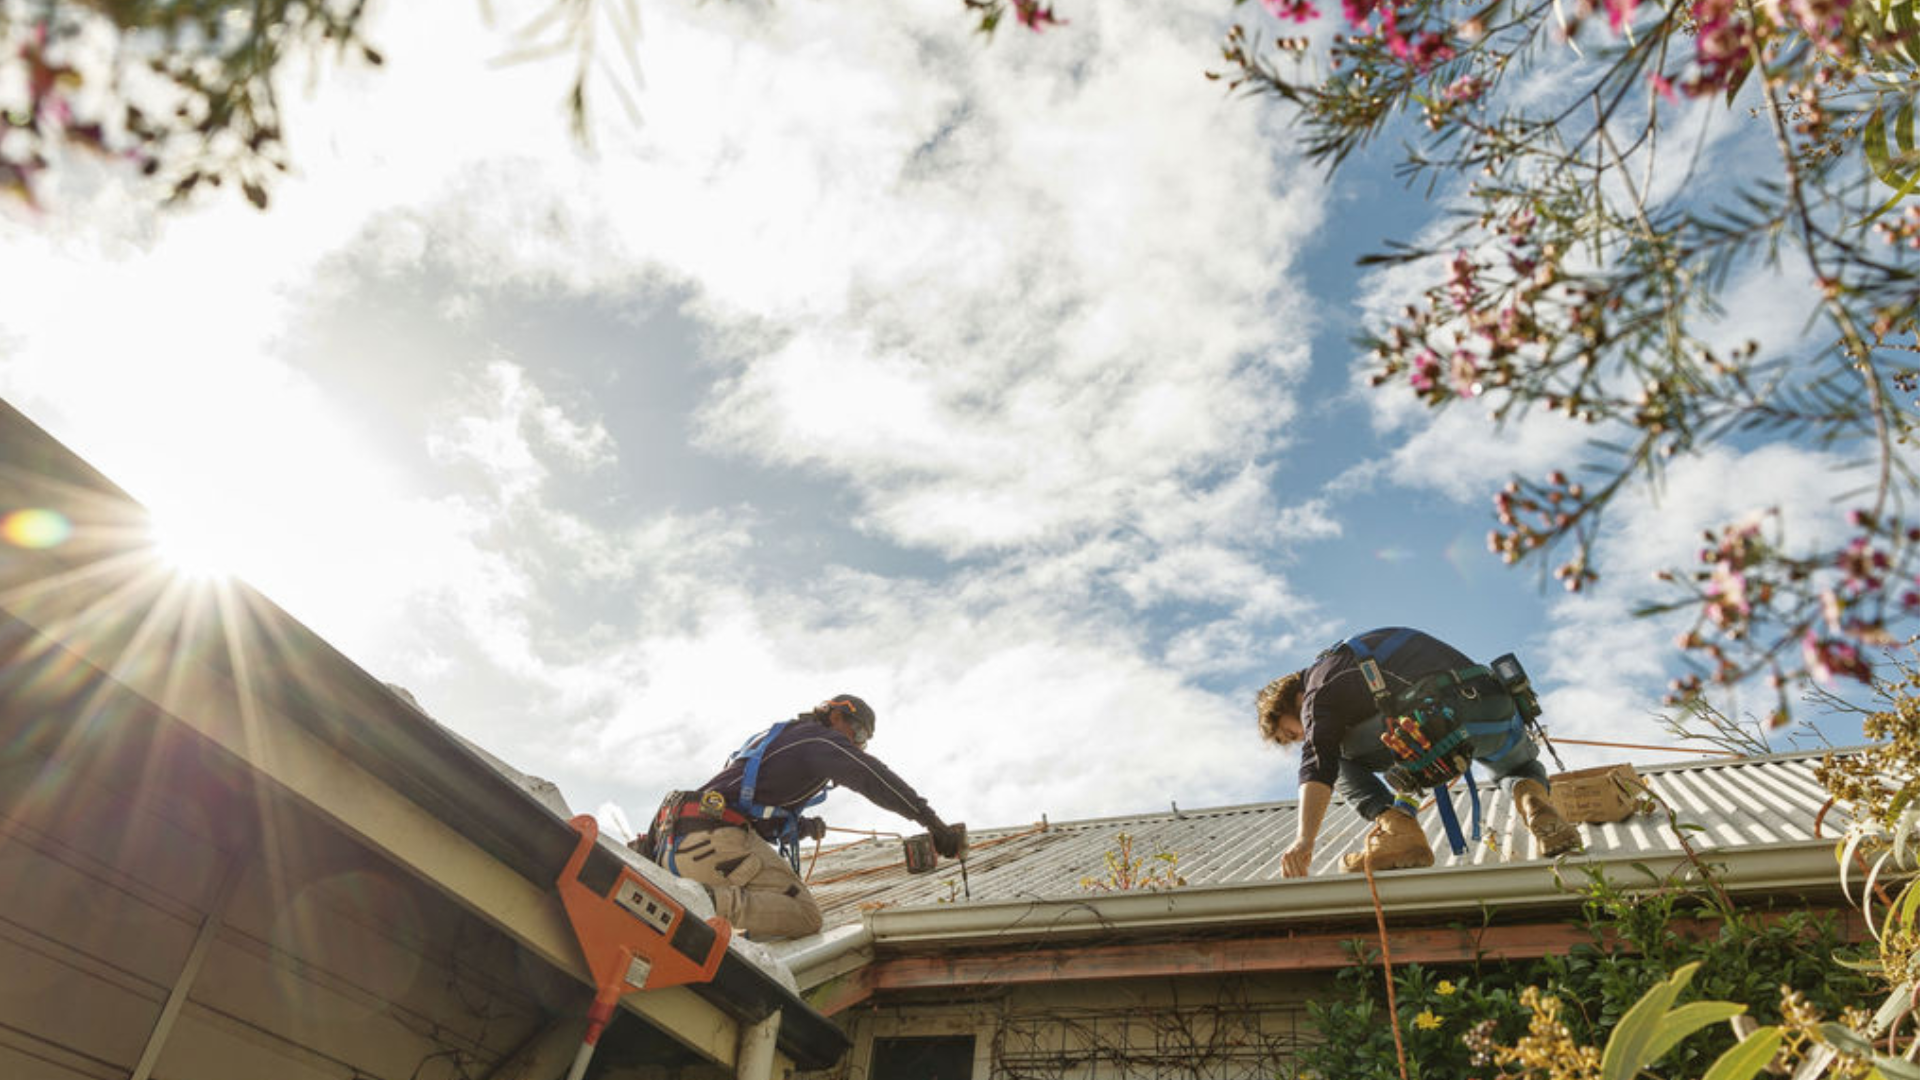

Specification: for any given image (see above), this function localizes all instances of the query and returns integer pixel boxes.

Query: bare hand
[1281,840,1315,878]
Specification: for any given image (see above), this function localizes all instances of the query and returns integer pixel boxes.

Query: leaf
[1637,1000,1749,1067]
[1873,1056,1920,1080]
[1823,1022,1876,1057]
[1601,961,1717,1080]
[1871,980,1917,1037]
[1702,1025,1781,1080]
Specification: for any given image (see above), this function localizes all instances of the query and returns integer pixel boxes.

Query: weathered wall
[0,710,570,1080]
[811,973,1334,1080]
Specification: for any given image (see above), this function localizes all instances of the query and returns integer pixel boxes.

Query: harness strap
[1431,770,1484,856]
[1347,629,1419,716]
[730,720,834,872]
[1465,712,1527,761]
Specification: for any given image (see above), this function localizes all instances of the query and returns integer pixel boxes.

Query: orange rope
[1362,823,1411,1080]
[1549,737,1743,758]
[805,822,1050,887]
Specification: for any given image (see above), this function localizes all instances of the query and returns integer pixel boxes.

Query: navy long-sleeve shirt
[1297,627,1475,787]
[697,718,942,840]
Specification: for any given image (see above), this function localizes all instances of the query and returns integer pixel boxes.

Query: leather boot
[1340,808,1436,873]
[1514,778,1583,856]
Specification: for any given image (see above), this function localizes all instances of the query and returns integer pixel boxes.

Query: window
[869,1035,976,1080]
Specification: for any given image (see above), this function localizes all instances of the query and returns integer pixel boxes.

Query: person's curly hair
[1255,671,1305,745]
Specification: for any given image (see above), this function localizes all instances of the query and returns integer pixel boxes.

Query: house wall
[812,973,1339,1080]
[0,712,576,1080]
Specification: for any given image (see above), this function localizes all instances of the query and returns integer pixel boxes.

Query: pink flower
[1408,349,1443,392]
[1451,351,1482,396]
[1447,249,1481,311]
[1606,0,1639,29]
[1649,72,1677,101]
[1011,0,1066,31]
[1442,74,1487,103]
[1397,30,1457,70]
[1802,632,1871,684]
[1687,0,1755,96]
[1264,0,1323,22]
[1704,565,1752,629]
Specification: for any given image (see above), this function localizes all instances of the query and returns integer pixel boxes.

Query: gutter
[771,924,876,993]
[860,842,1843,945]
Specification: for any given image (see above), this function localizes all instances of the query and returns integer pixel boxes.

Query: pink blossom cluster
[1698,519,1768,634]
[1263,0,1324,24]
[1874,205,1920,250]
[1488,471,1595,591]
[1802,633,1870,683]
[1011,0,1067,31]
[1758,0,1855,50]
[1261,0,1457,71]
[1688,0,1758,97]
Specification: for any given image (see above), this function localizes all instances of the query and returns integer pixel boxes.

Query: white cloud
[0,0,1372,838]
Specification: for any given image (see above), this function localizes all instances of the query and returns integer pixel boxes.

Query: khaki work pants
[667,825,823,940]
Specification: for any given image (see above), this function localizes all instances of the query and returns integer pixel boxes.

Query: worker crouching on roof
[1256,627,1583,876]
[640,695,964,940]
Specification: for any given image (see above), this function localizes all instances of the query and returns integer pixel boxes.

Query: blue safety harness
[1345,629,1530,856]
[728,721,834,871]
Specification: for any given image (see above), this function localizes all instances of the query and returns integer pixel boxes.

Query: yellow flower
[1414,1009,1443,1031]
[1436,980,1457,996]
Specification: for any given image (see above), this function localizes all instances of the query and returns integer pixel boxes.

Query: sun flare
[147,507,251,581]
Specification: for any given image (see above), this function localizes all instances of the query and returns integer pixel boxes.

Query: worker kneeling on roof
[1257,627,1583,876]
[638,695,964,940]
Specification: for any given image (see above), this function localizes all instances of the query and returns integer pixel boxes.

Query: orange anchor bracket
[556,813,732,1005]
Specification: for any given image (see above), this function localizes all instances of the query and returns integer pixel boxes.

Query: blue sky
[0,0,1865,836]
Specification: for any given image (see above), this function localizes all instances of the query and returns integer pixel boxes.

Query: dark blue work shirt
[1297,627,1475,787]
[697,719,941,840]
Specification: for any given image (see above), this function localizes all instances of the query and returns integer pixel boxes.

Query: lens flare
[1,508,72,549]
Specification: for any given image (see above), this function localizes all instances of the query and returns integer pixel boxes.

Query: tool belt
[656,790,748,833]
[640,790,750,864]
[1377,665,1517,793]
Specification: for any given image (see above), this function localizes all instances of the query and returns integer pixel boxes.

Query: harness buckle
[698,790,727,820]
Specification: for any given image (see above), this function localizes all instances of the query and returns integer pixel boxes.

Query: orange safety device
[555,814,732,1079]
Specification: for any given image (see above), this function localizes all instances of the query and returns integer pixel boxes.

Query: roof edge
[860,841,1842,946]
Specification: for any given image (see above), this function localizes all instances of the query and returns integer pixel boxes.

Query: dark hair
[1255,672,1305,745]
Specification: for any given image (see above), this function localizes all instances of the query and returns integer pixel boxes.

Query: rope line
[1548,737,1743,757]
[1362,822,1411,1080]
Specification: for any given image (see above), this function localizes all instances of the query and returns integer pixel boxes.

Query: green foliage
[1077,831,1189,892]
[1293,866,1877,1079]
[1598,963,1745,1080]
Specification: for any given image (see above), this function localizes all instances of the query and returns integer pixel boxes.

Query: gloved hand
[929,820,966,859]
[798,816,828,842]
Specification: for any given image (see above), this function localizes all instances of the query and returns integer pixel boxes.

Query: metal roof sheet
[800,748,1853,931]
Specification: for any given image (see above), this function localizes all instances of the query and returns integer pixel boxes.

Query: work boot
[1340,809,1436,873]
[1513,779,1583,856]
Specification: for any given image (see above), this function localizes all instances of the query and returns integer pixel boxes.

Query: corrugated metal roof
[801,749,1850,931]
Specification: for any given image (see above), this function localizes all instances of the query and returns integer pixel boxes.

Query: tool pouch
[1379,667,1512,790]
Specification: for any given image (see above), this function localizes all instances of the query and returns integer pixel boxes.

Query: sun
[147,504,252,581]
